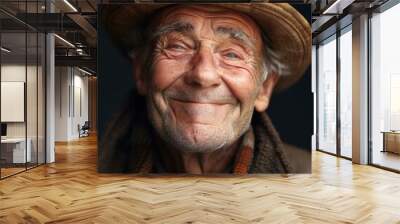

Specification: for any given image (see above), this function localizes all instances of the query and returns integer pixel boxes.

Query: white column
[352,14,369,164]
[46,1,55,163]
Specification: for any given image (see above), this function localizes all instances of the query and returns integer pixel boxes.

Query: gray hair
[259,31,287,82]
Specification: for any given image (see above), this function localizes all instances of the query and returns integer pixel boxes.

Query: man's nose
[185,46,221,88]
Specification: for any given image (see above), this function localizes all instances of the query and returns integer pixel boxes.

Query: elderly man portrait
[99,3,311,174]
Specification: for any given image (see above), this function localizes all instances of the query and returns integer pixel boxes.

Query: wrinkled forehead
[152,4,263,41]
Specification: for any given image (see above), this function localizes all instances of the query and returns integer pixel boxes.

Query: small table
[381,131,400,154]
[1,138,32,163]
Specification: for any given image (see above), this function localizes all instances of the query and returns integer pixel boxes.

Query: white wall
[55,66,69,141]
[1,65,26,137]
[72,72,89,138]
[55,66,89,141]
[1,63,45,163]
[1,64,40,137]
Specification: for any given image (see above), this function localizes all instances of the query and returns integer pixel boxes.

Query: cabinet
[0,138,32,164]
[382,132,400,154]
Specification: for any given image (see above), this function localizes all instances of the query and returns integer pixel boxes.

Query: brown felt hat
[102,3,311,91]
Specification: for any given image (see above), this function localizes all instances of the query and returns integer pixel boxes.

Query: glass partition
[1,30,28,177]
[27,30,38,169]
[339,27,352,158]
[370,3,400,171]
[0,1,46,179]
[317,35,337,154]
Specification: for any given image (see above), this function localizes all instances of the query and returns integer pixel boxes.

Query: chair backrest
[82,121,90,129]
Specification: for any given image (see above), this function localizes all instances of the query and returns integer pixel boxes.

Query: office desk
[1,138,31,163]
[382,131,400,154]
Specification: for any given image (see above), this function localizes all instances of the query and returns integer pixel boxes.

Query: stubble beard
[146,93,254,153]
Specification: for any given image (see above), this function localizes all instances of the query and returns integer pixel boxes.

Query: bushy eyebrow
[152,21,194,39]
[215,26,256,52]
[151,22,256,53]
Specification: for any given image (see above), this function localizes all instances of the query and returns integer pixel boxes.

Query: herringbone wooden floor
[1,135,400,224]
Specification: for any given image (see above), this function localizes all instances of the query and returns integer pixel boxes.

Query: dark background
[97,3,313,152]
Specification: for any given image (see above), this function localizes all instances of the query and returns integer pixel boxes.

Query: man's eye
[167,44,186,50]
[224,52,241,60]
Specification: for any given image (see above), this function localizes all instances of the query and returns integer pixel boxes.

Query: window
[317,35,337,154]
[339,27,352,158]
[370,2,400,171]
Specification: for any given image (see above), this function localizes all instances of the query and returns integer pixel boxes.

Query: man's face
[136,5,274,152]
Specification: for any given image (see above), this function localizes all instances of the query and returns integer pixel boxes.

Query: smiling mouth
[171,99,225,105]
[167,96,238,125]
[169,97,236,105]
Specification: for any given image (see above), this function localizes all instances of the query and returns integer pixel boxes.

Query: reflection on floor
[0,167,25,178]
[373,150,400,171]
[0,162,42,178]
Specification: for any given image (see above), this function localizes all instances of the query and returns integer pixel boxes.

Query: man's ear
[254,72,279,112]
[133,58,147,95]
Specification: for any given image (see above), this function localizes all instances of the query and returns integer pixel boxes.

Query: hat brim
[102,3,311,92]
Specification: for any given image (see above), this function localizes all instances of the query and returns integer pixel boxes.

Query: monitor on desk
[1,123,7,138]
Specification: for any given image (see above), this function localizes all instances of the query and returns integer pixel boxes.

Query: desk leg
[382,133,386,153]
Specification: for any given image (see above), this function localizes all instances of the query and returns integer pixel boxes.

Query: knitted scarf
[99,92,293,174]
